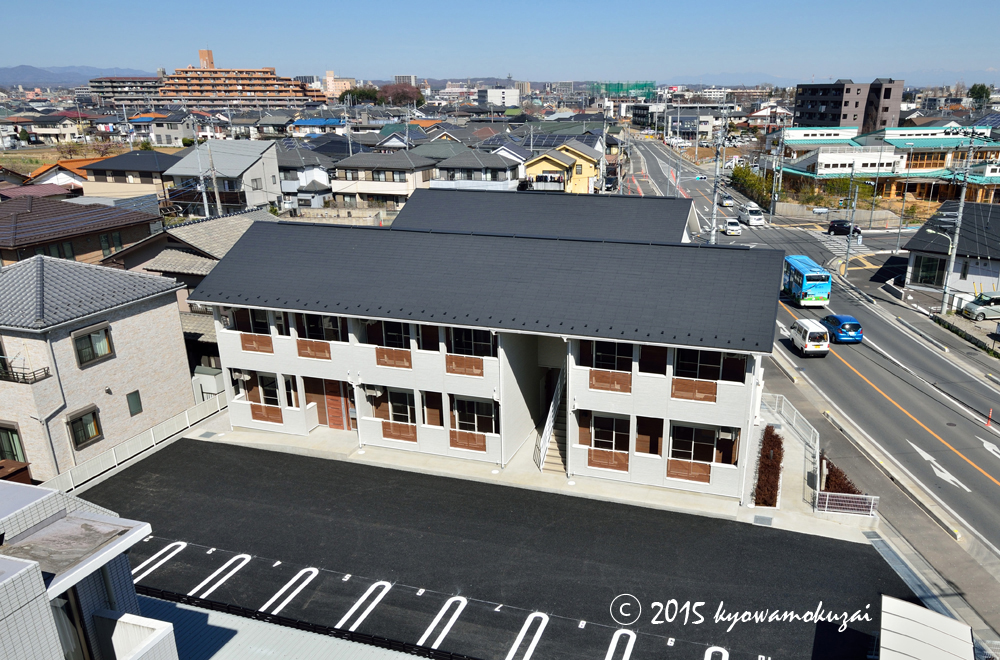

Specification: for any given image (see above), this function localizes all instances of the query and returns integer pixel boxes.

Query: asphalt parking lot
[83,439,915,660]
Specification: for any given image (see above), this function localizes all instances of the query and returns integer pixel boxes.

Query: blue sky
[7,0,999,87]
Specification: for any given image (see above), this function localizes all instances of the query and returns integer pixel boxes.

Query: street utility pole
[194,141,211,217]
[941,139,975,314]
[709,108,727,244]
[206,140,223,216]
[843,163,858,278]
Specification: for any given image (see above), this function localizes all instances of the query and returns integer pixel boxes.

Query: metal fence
[534,367,565,471]
[760,393,821,510]
[41,392,227,493]
[816,491,879,517]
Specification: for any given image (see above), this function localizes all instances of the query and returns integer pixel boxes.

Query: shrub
[138,141,153,151]
[822,452,862,494]
[182,137,194,147]
[753,425,785,507]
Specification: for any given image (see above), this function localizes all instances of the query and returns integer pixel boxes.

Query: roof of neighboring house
[435,151,519,170]
[165,207,278,259]
[0,184,70,200]
[884,136,994,150]
[557,140,602,163]
[80,150,181,174]
[0,255,181,331]
[275,142,338,170]
[488,143,533,162]
[408,142,470,161]
[143,248,218,276]
[526,149,575,168]
[334,151,436,171]
[904,201,1000,260]
[190,222,781,352]
[164,140,274,179]
[179,312,217,343]
[27,158,106,181]
[393,189,693,243]
[0,196,159,248]
[292,118,344,127]
[298,180,332,193]
[0,167,29,184]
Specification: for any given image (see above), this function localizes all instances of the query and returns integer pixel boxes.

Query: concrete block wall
[0,559,63,660]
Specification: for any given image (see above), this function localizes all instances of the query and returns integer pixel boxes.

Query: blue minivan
[820,314,863,343]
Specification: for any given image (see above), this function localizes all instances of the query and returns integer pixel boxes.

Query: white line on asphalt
[335,581,392,631]
[417,596,468,649]
[603,629,636,660]
[188,554,252,599]
[504,612,549,660]
[978,437,1000,462]
[908,441,972,492]
[798,370,1000,560]
[259,567,319,615]
[132,541,187,584]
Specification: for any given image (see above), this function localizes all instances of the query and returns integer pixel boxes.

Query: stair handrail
[535,366,565,471]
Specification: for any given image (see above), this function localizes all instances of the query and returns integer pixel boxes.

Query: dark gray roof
[435,151,518,169]
[81,150,181,173]
[393,189,693,243]
[0,255,181,331]
[0,196,159,249]
[275,142,338,170]
[189,222,781,352]
[144,248,217,276]
[904,201,1000,261]
[335,151,436,171]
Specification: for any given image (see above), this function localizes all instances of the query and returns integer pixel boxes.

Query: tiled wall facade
[75,554,142,660]
[0,560,63,660]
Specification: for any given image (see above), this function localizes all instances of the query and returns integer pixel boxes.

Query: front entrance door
[324,380,351,430]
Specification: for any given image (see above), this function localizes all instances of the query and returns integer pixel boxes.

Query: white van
[789,318,829,357]
[725,218,742,235]
[738,203,766,227]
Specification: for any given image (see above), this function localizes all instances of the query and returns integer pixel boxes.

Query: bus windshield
[805,274,830,283]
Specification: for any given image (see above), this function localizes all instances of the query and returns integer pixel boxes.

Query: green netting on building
[590,81,656,98]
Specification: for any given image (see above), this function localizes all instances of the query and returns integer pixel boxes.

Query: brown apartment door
[325,380,350,430]
[303,377,327,425]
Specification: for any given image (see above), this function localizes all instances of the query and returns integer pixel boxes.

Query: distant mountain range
[0,65,158,88]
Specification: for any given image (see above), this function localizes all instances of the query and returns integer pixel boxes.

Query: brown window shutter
[639,346,668,375]
[367,321,384,346]
[578,410,592,446]
[294,313,306,337]
[246,372,261,404]
[424,392,443,426]
[373,391,389,420]
[580,340,593,368]
[340,317,350,342]
[421,325,438,351]
[234,308,252,333]
[636,417,663,455]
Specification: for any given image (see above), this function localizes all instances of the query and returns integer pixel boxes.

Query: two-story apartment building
[330,151,435,210]
[0,256,194,481]
[148,113,197,147]
[164,140,281,216]
[0,196,162,266]
[80,150,181,202]
[429,150,521,191]
[188,193,782,500]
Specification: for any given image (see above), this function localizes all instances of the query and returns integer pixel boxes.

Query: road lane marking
[418,596,468,649]
[188,554,252,598]
[908,441,971,492]
[604,629,637,660]
[132,541,187,584]
[504,612,549,660]
[259,567,319,615]
[980,437,1000,461]
[336,581,392,631]
[778,301,1000,488]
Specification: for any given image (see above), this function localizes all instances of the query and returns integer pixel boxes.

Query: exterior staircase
[542,385,567,475]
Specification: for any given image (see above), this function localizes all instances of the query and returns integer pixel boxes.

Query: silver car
[962,292,1000,321]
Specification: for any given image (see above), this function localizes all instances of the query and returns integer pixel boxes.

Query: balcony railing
[382,420,417,442]
[376,347,412,369]
[0,367,50,384]
[589,369,632,393]
[671,377,717,403]
[446,354,483,377]
[450,429,486,451]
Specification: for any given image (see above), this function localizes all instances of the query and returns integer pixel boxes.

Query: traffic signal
[694,176,707,180]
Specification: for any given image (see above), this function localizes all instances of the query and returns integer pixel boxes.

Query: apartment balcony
[0,366,50,384]
[527,175,564,192]
[429,179,519,191]
[169,188,247,207]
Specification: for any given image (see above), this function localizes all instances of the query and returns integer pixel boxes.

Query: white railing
[760,393,821,510]
[42,392,227,493]
[534,367,565,471]
[816,491,879,516]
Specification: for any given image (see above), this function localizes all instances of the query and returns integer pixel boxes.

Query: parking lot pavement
[83,438,915,660]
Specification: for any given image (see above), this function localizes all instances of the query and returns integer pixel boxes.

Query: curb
[822,411,962,541]
[896,316,950,352]
[768,349,799,384]
[987,373,1000,387]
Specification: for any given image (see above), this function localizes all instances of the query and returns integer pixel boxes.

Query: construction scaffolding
[589,81,656,99]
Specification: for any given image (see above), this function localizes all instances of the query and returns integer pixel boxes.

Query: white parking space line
[187,554,252,598]
[417,596,468,649]
[504,612,549,660]
[603,629,636,660]
[132,541,187,584]
[259,567,319,615]
[335,580,392,631]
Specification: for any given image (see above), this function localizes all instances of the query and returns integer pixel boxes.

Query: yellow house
[524,149,576,192]
[556,140,602,194]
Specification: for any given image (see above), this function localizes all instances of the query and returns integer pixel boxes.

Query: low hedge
[822,452,862,495]
[753,425,784,507]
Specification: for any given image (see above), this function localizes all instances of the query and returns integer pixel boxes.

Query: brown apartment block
[0,197,161,266]
[158,49,326,108]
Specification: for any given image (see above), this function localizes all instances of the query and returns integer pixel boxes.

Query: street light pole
[896,143,914,252]
[941,139,975,314]
[843,163,858,278]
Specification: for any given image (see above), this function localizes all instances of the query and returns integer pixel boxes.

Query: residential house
[0,481,179,660]
[523,149,574,191]
[256,113,296,137]
[331,151,435,210]
[554,140,603,194]
[430,150,521,191]
[26,158,107,192]
[903,201,1000,307]
[187,195,781,499]
[80,150,181,202]
[407,141,470,162]
[0,184,75,201]
[0,196,161,266]
[289,117,344,137]
[0,256,193,481]
[0,166,29,188]
[276,141,338,209]
[149,113,196,147]
[164,140,281,216]
[25,115,83,143]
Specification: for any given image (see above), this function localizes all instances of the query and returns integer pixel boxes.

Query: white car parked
[738,203,766,227]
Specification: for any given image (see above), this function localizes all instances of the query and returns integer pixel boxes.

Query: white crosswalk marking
[791,227,877,258]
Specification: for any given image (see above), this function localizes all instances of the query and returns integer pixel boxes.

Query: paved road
[83,439,913,660]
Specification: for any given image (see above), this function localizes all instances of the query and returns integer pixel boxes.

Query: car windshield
[841,323,860,332]
[808,332,828,342]
[748,209,763,216]
[974,294,991,305]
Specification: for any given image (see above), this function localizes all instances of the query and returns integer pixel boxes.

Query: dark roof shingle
[0,197,159,248]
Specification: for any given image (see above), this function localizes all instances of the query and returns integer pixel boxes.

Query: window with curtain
[74,327,113,366]
[69,410,102,448]
[0,426,26,462]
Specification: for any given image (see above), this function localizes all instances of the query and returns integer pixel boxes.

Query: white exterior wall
[240,147,281,208]
[565,339,759,498]
[499,332,539,465]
